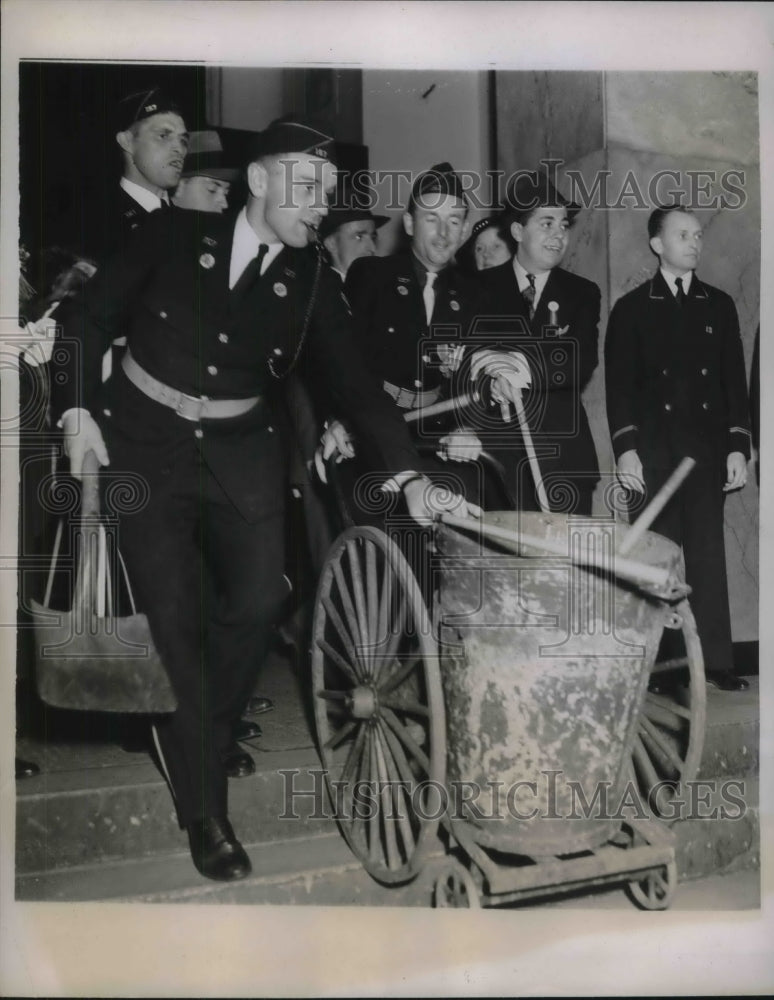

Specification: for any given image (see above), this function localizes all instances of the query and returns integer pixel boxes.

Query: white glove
[17,308,59,367]
[313,419,355,483]
[61,409,110,480]
[436,342,466,378]
[616,449,645,494]
[437,430,483,463]
[470,349,531,422]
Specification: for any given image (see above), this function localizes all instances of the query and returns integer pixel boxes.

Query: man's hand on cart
[723,450,748,492]
[61,409,110,480]
[616,448,645,494]
[314,419,355,483]
[437,429,483,463]
[402,474,482,524]
[469,349,531,422]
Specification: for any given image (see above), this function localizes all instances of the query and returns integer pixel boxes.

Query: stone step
[15,746,334,875]
[15,673,759,886]
[16,795,760,907]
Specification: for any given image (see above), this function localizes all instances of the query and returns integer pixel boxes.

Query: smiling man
[605,204,751,692]
[50,117,473,883]
[474,171,602,514]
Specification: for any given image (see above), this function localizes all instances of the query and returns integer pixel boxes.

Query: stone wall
[495,71,759,640]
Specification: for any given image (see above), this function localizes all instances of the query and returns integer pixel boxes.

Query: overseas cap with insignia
[116,86,183,132]
[409,161,469,212]
[180,130,239,181]
[247,115,337,165]
[505,171,580,222]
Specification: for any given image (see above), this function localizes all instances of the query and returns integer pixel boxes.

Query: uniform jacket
[52,208,420,522]
[345,252,484,396]
[475,260,601,484]
[51,182,156,266]
[605,271,751,469]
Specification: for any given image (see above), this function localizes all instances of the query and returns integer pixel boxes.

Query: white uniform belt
[122,350,261,422]
[383,380,441,410]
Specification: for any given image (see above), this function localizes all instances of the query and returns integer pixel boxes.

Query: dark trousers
[487,447,595,516]
[636,460,732,675]
[113,442,287,826]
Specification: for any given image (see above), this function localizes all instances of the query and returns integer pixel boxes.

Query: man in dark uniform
[474,172,601,515]
[605,204,751,691]
[52,117,474,882]
[321,163,485,511]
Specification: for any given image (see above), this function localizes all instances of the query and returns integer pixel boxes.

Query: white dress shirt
[660,267,693,298]
[229,208,283,288]
[120,176,170,212]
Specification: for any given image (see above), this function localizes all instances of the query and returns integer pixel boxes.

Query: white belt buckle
[175,392,206,422]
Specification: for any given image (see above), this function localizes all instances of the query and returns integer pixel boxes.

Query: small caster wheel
[628,860,677,910]
[433,859,480,908]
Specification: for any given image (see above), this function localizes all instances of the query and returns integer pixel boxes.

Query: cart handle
[438,512,674,592]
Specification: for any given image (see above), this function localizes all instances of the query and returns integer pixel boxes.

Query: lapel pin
[548,301,560,325]
[274,282,288,298]
[706,326,713,333]
[398,285,408,296]
[199,253,215,270]
[202,236,217,247]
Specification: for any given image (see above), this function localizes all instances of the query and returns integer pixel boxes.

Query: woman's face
[474,227,512,270]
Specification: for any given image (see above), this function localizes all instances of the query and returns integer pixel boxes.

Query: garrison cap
[115,86,183,132]
[180,130,239,181]
[505,171,580,221]
[247,115,337,165]
[409,161,469,211]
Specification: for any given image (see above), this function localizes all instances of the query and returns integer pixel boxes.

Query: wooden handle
[80,449,101,519]
[617,457,696,556]
[439,513,672,591]
[402,392,474,423]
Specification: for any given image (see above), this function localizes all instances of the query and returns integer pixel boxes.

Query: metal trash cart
[311,459,705,910]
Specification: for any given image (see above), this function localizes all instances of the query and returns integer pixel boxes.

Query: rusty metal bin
[435,511,683,857]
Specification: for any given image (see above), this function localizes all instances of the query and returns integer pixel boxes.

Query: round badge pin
[199,253,215,269]
[274,282,288,298]
[450,300,460,312]
[397,285,408,296]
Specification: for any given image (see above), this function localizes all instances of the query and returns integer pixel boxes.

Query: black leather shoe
[244,696,274,716]
[187,817,252,881]
[707,671,750,692]
[233,718,262,741]
[15,757,40,779]
[222,743,256,778]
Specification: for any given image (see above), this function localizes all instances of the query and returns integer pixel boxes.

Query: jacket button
[701,367,708,375]
[664,403,672,412]
[159,310,168,319]
[218,333,229,344]
[662,368,669,376]
[273,347,283,356]
[268,425,274,433]
[388,327,395,333]
[194,428,204,439]
[702,402,710,410]
[103,408,112,417]
[414,380,423,388]
[207,365,218,376]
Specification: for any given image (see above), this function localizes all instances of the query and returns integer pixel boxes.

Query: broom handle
[402,392,474,423]
[512,390,550,513]
[617,457,696,556]
[439,513,672,591]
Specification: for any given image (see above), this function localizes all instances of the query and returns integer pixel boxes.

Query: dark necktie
[158,198,171,211]
[674,276,686,306]
[232,243,269,300]
[522,272,537,319]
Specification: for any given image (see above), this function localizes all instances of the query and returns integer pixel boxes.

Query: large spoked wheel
[433,858,481,909]
[631,599,707,818]
[311,526,446,885]
[628,860,678,910]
